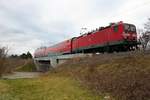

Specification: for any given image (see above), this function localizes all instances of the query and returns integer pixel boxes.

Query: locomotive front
[122,23,139,49]
[122,23,137,41]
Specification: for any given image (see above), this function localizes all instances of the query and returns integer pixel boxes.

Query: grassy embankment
[54,51,150,100]
[0,51,150,100]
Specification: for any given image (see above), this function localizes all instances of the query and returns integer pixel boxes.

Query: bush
[0,47,8,77]
[0,47,27,76]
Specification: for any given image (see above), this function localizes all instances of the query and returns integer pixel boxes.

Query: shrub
[0,47,8,77]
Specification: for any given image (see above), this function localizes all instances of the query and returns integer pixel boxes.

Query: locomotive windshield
[124,24,136,32]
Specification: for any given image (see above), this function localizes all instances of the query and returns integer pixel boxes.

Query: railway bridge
[34,53,92,72]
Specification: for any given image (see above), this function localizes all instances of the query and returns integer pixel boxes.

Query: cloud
[0,0,150,54]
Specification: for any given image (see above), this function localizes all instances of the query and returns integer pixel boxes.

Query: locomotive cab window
[113,25,118,32]
[124,24,136,32]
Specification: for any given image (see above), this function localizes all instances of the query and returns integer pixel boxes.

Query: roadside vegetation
[1,47,150,100]
[53,51,150,100]
[0,47,35,77]
[0,46,12,76]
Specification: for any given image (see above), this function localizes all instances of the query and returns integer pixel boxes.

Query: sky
[0,0,150,55]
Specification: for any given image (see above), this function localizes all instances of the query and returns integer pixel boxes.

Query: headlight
[122,33,130,37]
[132,34,137,37]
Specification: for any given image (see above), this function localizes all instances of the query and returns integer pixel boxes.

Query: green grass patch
[0,75,102,100]
[16,59,36,72]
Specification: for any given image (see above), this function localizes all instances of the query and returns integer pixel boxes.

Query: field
[0,74,102,100]
[0,51,150,100]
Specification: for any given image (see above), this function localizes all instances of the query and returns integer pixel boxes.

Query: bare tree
[144,18,150,50]
[139,31,150,50]
[144,18,150,32]
[0,46,8,77]
[0,47,8,58]
[139,18,150,50]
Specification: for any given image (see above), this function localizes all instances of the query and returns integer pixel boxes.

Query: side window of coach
[113,25,118,32]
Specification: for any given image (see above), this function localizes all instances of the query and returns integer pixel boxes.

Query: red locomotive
[34,21,138,58]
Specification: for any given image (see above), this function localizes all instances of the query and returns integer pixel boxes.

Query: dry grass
[0,82,10,94]
[54,51,150,100]
[0,58,6,76]
[0,58,26,76]
[1,50,150,100]
[16,59,37,72]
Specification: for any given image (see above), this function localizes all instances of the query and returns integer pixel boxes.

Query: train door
[71,37,76,53]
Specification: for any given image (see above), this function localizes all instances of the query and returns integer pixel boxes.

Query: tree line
[10,51,33,59]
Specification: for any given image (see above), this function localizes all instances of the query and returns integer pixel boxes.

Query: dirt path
[2,72,42,79]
